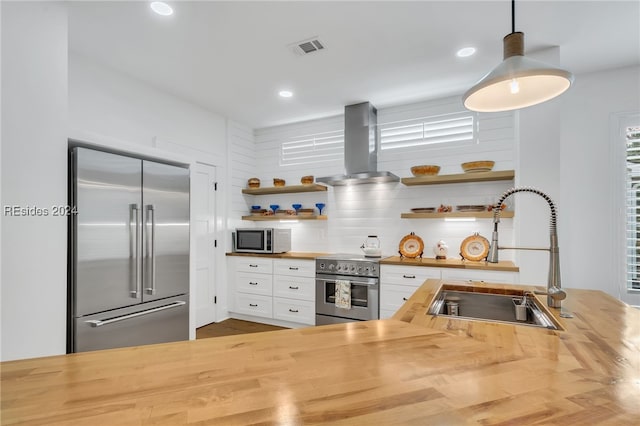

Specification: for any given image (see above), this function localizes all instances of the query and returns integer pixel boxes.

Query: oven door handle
[315,277,378,286]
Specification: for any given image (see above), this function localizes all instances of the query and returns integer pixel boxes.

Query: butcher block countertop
[380,256,519,272]
[2,281,639,425]
[226,251,329,260]
[227,252,519,272]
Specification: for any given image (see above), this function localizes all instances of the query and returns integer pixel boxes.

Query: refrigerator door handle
[85,301,186,327]
[145,204,156,295]
[129,204,140,298]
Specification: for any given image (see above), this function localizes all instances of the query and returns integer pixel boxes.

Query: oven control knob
[328,264,334,270]
[337,265,342,271]
[350,265,356,272]
[358,267,363,273]
[364,267,370,273]
[319,263,325,270]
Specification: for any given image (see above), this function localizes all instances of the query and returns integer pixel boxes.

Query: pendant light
[463,0,574,112]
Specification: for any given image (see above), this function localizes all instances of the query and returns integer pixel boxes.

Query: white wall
[560,65,640,297]
[251,97,517,259]
[1,2,69,361]
[1,10,231,360]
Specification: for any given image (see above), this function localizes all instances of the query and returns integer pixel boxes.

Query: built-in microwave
[232,228,291,254]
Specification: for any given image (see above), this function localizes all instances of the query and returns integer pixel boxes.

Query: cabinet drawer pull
[289,267,299,271]
[288,309,299,313]
[249,264,258,268]
[249,303,258,307]
[249,282,258,285]
[403,274,416,279]
[402,297,408,301]
[288,286,299,290]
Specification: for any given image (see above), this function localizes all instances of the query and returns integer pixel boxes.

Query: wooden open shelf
[241,215,328,221]
[242,184,328,195]
[401,170,515,186]
[401,211,514,219]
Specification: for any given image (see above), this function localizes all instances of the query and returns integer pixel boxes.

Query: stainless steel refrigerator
[68,146,190,353]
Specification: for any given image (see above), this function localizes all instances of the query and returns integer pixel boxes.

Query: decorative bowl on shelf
[273,178,286,187]
[410,165,440,176]
[269,204,280,213]
[315,203,325,215]
[247,178,260,188]
[292,204,302,213]
[251,205,261,210]
[300,175,314,185]
[461,161,494,173]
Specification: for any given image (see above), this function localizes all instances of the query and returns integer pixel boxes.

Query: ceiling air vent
[290,37,326,56]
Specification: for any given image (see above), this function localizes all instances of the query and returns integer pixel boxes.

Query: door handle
[85,301,186,327]
[403,275,416,279]
[129,204,140,298]
[145,205,156,295]
[289,267,299,270]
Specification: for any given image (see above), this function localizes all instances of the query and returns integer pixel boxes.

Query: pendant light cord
[511,0,515,33]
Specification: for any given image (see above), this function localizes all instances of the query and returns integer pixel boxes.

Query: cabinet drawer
[380,265,441,287]
[235,257,273,274]
[273,298,315,325]
[236,272,273,296]
[234,293,273,318]
[273,259,315,278]
[441,269,518,284]
[380,284,419,312]
[273,276,315,301]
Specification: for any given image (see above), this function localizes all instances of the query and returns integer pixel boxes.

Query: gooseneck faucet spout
[488,187,565,309]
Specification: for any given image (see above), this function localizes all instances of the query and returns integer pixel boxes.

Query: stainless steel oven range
[315,255,380,325]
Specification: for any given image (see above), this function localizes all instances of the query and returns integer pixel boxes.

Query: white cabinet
[236,272,273,296]
[234,293,273,318]
[273,259,315,325]
[232,257,273,319]
[380,265,441,319]
[235,257,273,274]
[273,276,315,301]
[440,268,519,284]
[230,256,315,326]
[273,298,315,324]
[273,259,315,277]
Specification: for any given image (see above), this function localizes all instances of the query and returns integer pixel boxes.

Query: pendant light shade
[463,4,574,112]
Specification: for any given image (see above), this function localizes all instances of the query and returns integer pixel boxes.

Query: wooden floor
[196,318,286,339]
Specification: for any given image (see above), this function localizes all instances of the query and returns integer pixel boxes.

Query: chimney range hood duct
[316,102,399,186]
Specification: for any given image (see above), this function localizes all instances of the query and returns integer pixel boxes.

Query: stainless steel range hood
[316,102,399,186]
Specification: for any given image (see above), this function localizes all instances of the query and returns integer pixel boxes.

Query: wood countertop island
[2,280,639,425]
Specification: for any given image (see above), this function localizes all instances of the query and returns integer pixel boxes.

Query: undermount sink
[428,285,560,330]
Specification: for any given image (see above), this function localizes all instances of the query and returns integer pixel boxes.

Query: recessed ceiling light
[150,2,173,16]
[279,90,293,98]
[457,47,476,58]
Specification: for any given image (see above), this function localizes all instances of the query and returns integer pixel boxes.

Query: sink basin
[428,285,560,330]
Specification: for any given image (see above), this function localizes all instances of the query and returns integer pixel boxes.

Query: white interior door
[194,163,217,327]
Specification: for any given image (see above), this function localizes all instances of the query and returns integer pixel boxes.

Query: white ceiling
[68,1,640,129]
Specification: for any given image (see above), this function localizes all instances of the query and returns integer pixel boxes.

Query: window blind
[379,112,476,150]
[280,130,344,167]
[625,125,640,290]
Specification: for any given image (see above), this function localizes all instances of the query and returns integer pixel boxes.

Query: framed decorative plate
[460,233,490,261]
[399,232,424,258]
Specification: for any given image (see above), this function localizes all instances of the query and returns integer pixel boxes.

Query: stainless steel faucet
[487,187,566,309]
